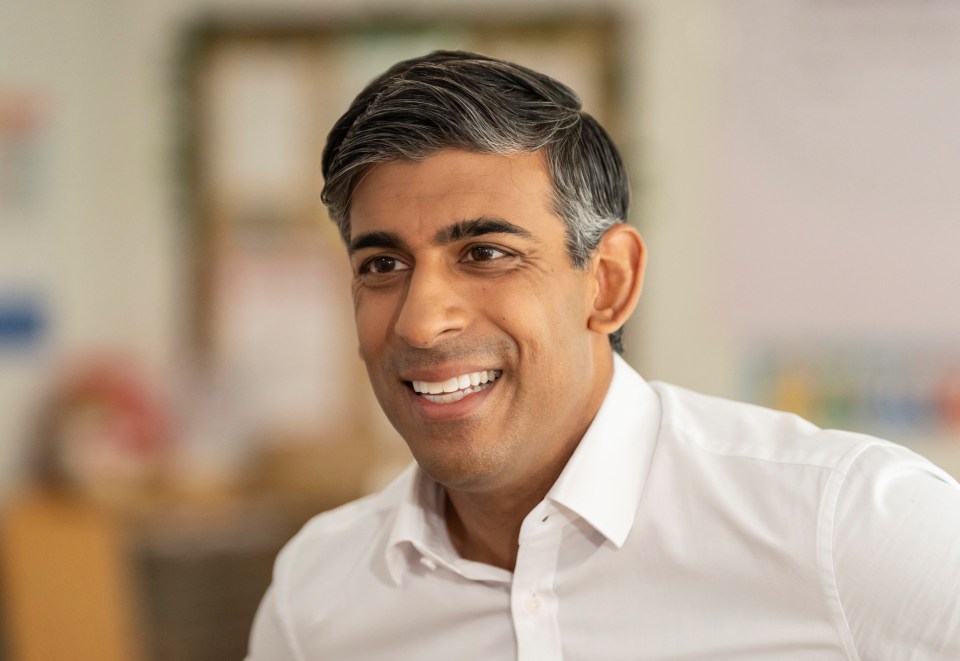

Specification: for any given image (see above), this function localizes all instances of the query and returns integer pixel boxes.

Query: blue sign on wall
[0,294,46,349]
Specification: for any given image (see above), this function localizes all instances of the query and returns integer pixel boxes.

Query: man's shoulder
[289,484,398,548]
[273,465,412,587]
[648,380,893,471]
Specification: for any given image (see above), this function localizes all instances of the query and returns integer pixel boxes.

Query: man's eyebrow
[348,230,407,255]
[435,217,536,244]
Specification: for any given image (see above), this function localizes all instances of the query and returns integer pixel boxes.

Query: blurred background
[2,0,960,659]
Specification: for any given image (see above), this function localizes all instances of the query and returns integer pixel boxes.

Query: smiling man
[248,51,960,660]
[346,149,628,569]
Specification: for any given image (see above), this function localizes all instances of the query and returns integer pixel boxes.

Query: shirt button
[524,593,542,616]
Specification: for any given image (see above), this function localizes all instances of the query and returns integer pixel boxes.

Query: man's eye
[464,245,508,262]
[360,255,409,275]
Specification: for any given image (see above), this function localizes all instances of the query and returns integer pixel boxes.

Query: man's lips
[407,369,502,404]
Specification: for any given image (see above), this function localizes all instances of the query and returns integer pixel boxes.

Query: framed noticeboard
[177,14,624,493]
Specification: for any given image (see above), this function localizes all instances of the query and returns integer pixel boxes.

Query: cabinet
[1,493,304,661]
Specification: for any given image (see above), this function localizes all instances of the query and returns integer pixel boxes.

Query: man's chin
[405,439,511,494]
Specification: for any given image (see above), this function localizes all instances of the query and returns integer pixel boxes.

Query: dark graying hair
[321,50,630,352]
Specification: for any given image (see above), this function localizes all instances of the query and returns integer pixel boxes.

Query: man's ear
[587,223,646,335]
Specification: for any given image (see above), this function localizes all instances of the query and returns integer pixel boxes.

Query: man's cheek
[354,304,386,349]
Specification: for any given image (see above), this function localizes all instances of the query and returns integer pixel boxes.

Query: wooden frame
[176,13,626,483]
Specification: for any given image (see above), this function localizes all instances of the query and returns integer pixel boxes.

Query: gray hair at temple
[320,50,631,352]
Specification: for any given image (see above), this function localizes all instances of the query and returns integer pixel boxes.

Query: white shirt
[247,355,960,660]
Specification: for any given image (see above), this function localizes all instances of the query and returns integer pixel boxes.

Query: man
[248,51,960,659]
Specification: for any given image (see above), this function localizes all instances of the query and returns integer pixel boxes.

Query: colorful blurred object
[31,353,172,504]
[745,341,960,441]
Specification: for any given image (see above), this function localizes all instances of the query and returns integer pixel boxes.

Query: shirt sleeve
[833,442,960,659]
[246,584,301,661]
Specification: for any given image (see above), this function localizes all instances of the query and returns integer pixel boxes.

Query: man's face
[348,150,613,495]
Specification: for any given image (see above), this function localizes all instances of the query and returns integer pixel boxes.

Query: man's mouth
[409,370,502,404]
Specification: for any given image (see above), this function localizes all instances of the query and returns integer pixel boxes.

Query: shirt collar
[546,354,662,548]
[384,464,452,585]
[384,353,662,581]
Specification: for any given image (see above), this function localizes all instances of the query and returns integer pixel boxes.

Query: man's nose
[393,263,467,349]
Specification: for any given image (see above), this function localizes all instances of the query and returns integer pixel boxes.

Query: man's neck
[442,348,617,571]
[443,452,571,571]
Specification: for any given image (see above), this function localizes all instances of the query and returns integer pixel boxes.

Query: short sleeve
[833,443,960,659]
[246,584,301,661]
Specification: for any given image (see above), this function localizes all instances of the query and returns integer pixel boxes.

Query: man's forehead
[346,150,557,241]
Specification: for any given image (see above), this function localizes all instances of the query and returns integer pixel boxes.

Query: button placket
[511,504,564,660]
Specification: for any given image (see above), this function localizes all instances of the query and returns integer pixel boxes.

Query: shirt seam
[817,441,880,661]
[659,420,854,470]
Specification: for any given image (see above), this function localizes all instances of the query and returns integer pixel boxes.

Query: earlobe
[587,224,647,336]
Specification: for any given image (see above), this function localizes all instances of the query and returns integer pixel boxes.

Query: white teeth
[411,370,501,399]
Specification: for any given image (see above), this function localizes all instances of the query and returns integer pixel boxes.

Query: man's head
[322,51,645,496]
[321,50,631,352]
